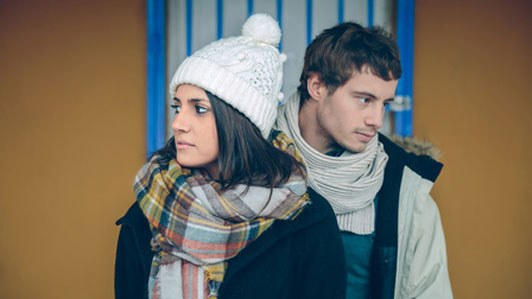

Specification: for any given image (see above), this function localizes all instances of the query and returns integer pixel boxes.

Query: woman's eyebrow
[189,98,209,103]
[173,97,208,103]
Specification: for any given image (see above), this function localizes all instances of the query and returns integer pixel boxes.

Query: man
[276,22,453,298]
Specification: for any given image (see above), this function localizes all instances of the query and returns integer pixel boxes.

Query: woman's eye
[170,104,180,114]
[196,105,208,114]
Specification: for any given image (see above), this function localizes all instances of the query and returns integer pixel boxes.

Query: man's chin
[343,143,367,154]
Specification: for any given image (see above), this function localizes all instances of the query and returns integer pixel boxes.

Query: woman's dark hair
[151,90,303,190]
[298,22,402,102]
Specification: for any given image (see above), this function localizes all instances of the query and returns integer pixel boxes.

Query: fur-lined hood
[388,135,441,160]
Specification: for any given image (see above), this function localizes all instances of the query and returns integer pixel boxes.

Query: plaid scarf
[134,132,309,299]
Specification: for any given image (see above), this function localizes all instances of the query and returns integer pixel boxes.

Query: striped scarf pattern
[134,132,309,299]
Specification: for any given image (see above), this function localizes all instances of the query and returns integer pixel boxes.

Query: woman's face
[171,84,219,177]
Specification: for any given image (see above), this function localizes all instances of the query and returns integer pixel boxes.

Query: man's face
[315,67,398,153]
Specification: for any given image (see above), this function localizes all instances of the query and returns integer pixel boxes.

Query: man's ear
[307,73,328,101]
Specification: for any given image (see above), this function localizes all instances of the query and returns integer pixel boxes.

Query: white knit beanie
[169,13,286,138]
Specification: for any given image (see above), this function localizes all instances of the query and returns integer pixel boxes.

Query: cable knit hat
[169,13,286,138]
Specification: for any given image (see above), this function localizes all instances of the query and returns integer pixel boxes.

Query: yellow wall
[415,0,531,298]
[0,0,530,298]
[0,0,146,298]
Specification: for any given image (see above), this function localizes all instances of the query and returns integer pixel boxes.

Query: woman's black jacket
[114,189,346,299]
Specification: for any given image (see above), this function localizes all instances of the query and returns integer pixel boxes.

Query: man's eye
[170,104,180,114]
[358,97,370,104]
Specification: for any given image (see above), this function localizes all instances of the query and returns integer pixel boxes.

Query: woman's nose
[171,111,191,133]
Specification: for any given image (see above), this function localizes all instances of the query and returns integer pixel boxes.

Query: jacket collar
[379,133,443,183]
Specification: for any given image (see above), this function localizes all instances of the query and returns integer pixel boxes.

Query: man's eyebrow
[352,91,377,99]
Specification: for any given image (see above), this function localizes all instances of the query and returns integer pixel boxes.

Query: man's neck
[298,100,335,154]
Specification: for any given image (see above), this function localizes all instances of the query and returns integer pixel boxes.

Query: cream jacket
[394,165,453,298]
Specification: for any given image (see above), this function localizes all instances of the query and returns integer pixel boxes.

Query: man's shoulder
[380,133,441,160]
[379,133,443,183]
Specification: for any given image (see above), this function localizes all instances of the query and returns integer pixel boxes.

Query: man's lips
[356,132,375,142]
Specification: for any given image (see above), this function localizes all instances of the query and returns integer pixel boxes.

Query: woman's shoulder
[116,202,147,227]
[116,202,152,255]
[115,202,154,298]
[268,189,341,244]
[115,202,154,271]
[299,188,339,226]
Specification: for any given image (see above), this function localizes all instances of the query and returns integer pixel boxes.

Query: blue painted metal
[338,0,344,23]
[395,0,414,136]
[306,0,312,45]
[186,0,193,56]
[217,0,223,39]
[367,0,374,26]
[247,0,253,16]
[277,0,283,51]
[146,0,166,157]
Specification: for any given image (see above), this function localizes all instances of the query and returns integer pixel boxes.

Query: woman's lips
[176,140,194,149]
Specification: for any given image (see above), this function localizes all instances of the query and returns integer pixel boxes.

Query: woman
[115,14,346,299]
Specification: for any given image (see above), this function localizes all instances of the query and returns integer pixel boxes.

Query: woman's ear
[307,73,328,101]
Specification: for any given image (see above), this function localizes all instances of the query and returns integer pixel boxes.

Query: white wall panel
[312,0,338,40]
[223,0,247,37]
[345,0,368,25]
[192,0,217,51]
[253,0,277,19]
[374,0,394,32]
[282,0,307,96]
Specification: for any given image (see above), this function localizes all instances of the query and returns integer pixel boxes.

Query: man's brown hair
[298,22,402,102]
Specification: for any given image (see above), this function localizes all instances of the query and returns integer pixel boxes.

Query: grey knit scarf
[275,92,388,234]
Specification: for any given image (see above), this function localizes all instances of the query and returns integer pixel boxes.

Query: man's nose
[365,104,384,129]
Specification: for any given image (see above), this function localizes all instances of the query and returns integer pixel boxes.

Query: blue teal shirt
[340,197,377,299]
[326,147,377,299]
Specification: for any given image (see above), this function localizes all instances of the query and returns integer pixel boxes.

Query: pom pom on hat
[242,13,281,46]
